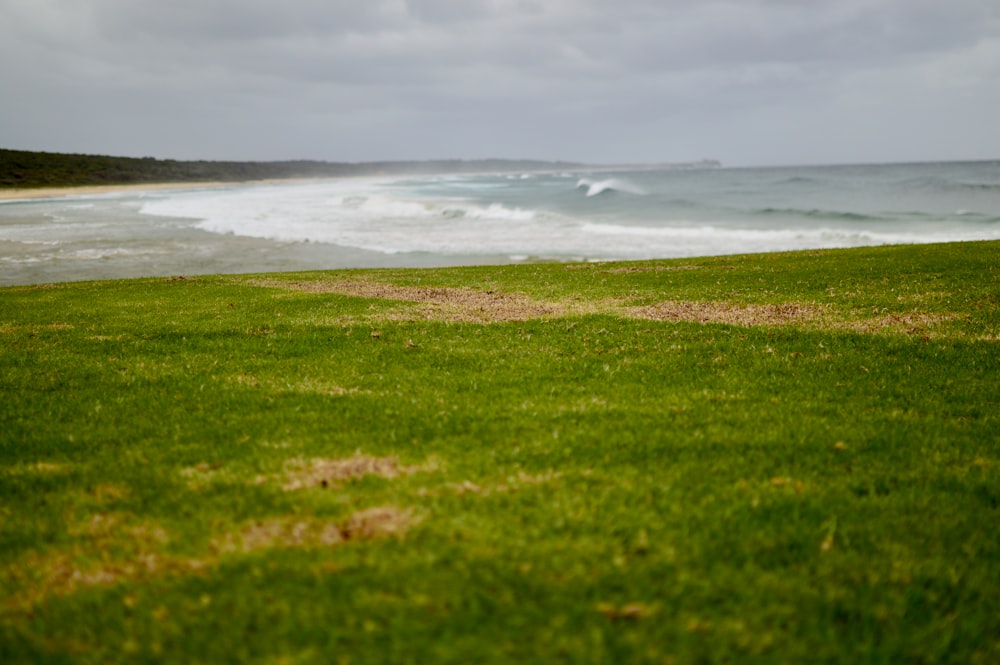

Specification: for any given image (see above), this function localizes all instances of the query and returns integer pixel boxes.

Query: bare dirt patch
[626,301,825,327]
[281,453,436,491]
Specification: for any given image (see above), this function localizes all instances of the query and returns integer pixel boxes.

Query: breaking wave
[575,178,647,197]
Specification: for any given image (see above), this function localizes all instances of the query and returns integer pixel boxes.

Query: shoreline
[0,178,327,202]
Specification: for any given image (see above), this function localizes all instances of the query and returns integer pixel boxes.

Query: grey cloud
[1,0,998,164]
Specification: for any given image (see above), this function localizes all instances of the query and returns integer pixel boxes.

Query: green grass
[1,241,998,664]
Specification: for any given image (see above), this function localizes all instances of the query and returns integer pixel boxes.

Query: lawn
[1,241,998,663]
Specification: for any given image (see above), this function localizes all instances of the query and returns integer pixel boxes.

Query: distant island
[0,148,720,189]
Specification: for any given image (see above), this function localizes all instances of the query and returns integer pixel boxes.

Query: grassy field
[1,241,998,664]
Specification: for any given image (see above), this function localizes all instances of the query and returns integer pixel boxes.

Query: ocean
[2,161,999,286]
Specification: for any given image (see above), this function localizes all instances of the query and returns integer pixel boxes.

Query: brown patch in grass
[231,373,367,396]
[281,453,436,491]
[6,503,422,611]
[246,277,600,323]
[599,265,701,274]
[244,276,967,336]
[598,602,659,621]
[217,519,345,552]
[0,322,75,336]
[217,506,420,553]
[836,310,962,336]
[424,470,562,497]
[3,514,205,612]
[4,461,70,475]
[69,513,170,546]
[179,462,230,490]
[342,506,420,540]
[5,549,209,612]
[627,300,824,327]
[88,484,129,503]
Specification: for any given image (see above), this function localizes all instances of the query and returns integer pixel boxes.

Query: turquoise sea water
[2,161,999,285]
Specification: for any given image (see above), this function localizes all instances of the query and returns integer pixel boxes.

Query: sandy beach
[0,179,321,202]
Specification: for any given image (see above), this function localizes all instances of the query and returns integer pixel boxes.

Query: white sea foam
[130,175,1000,262]
[4,162,998,286]
[576,222,1000,257]
[139,180,542,254]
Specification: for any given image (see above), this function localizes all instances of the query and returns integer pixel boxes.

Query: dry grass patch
[597,601,659,622]
[424,470,563,497]
[180,462,232,490]
[836,310,963,336]
[246,277,602,323]
[230,373,367,396]
[68,512,170,545]
[216,506,421,554]
[627,301,825,327]
[3,461,71,475]
[281,453,437,491]
[0,322,75,335]
[281,378,365,396]
[245,276,966,336]
[629,300,963,336]
[3,514,204,612]
[4,504,423,611]
[598,265,701,274]
[183,453,437,492]
[4,550,207,612]
[342,505,421,540]
[216,518,345,553]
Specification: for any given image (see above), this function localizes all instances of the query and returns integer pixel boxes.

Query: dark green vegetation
[0,148,586,189]
[1,241,998,663]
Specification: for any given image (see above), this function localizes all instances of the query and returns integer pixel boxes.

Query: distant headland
[0,148,720,189]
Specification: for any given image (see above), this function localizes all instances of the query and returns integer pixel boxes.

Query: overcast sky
[2,0,999,166]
